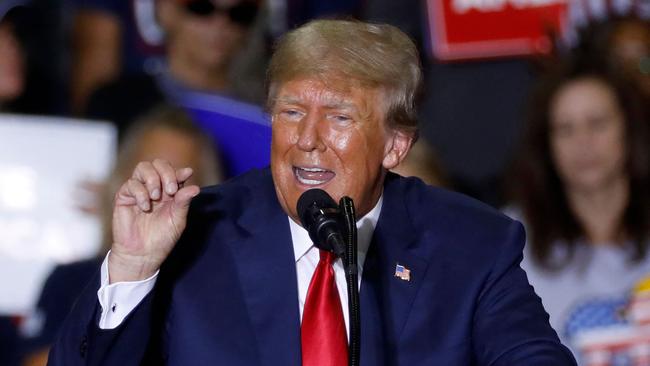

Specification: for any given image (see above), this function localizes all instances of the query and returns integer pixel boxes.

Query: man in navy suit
[48,19,576,365]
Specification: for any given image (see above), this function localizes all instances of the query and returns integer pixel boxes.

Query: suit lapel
[222,171,431,365]
[360,175,431,365]
[226,174,302,366]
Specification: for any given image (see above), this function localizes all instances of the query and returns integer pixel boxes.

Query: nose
[296,113,326,152]
[576,123,601,146]
[207,10,231,26]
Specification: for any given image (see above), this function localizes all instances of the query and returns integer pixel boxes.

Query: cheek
[550,137,573,171]
[271,122,300,181]
[605,126,626,153]
[603,131,627,167]
[330,133,374,177]
[0,41,20,71]
[176,27,202,52]
[271,121,298,151]
[329,131,355,152]
[208,18,245,44]
[331,124,385,161]
[224,26,245,43]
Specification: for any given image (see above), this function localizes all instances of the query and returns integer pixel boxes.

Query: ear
[382,129,414,170]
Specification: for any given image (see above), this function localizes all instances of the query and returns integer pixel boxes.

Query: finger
[175,167,194,185]
[152,159,179,196]
[126,178,152,211]
[114,180,136,206]
[170,185,200,224]
[175,185,200,208]
[132,161,163,200]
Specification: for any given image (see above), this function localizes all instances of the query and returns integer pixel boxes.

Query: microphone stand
[339,197,360,366]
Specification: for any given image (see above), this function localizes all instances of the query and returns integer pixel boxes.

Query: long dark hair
[510,57,650,269]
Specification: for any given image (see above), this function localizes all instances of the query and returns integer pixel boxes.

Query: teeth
[294,166,330,186]
[296,176,326,185]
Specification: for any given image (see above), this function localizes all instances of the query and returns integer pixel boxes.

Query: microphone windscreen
[296,188,337,227]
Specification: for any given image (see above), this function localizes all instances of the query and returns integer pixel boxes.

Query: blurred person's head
[391,140,448,187]
[157,0,259,91]
[0,9,25,108]
[576,17,650,98]
[101,104,222,250]
[512,59,650,268]
[606,17,650,96]
[112,104,222,188]
[549,77,627,194]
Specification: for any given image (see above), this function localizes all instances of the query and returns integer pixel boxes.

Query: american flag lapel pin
[394,263,411,281]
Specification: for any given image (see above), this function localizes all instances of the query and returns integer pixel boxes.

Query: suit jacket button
[80,335,88,358]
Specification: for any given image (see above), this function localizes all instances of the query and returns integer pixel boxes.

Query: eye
[588,116,610,132]
[329,114,353,125]
[279,109,304,121]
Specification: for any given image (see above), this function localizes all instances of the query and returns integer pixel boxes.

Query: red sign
[427,0,568,61]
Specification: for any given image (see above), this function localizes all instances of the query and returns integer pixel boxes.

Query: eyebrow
[274,96,301,105]
[274,96,358,111]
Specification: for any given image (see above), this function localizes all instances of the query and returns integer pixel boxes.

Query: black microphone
[297,189,347,258]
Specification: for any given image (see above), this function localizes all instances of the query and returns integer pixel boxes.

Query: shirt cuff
[96,251,159,329]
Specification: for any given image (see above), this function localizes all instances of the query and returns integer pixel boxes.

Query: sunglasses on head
[183,0,258,26]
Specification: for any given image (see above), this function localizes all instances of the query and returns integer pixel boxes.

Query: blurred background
[0,0,648,365]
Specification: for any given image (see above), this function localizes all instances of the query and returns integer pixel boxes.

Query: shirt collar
[290,194,383,263]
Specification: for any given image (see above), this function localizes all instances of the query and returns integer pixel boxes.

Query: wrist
[107,250,161,283]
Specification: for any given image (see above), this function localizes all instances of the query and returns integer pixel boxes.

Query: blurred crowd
[0,0,649,365]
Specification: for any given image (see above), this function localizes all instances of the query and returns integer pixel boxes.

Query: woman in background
[510,58,650,361]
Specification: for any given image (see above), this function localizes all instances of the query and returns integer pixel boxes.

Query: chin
[569,176,612,192]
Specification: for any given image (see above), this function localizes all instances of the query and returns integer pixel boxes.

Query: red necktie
[301,249,348,366]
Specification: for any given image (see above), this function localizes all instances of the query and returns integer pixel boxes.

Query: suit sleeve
[47,268,161,366]
[471,221,577,365]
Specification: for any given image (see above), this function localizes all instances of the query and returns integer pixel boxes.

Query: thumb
[171,185,200,223]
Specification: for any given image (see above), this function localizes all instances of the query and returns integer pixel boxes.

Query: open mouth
[293,166,335,186]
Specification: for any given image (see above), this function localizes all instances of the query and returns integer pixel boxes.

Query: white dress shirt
[97,196,382,332]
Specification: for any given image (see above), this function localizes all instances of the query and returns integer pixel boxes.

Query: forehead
[273,77,382,110]
[550,78,622,125]
[137,128,198,157]
[553,78,616,110]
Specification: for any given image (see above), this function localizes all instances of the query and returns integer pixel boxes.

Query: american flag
[394,264,411,282]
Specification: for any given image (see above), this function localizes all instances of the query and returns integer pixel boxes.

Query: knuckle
[127,179,145,194]
[135,161,149,171]
[153,158,170,167]
[144,174,159,187]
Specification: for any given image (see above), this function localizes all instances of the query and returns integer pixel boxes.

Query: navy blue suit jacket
[48,168,576,365]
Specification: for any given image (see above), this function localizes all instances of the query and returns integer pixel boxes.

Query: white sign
[0,114,116,315]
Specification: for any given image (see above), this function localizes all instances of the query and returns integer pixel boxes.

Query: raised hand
[108,159,200,283]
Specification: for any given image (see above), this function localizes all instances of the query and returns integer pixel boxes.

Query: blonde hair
[267,19,422,136]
